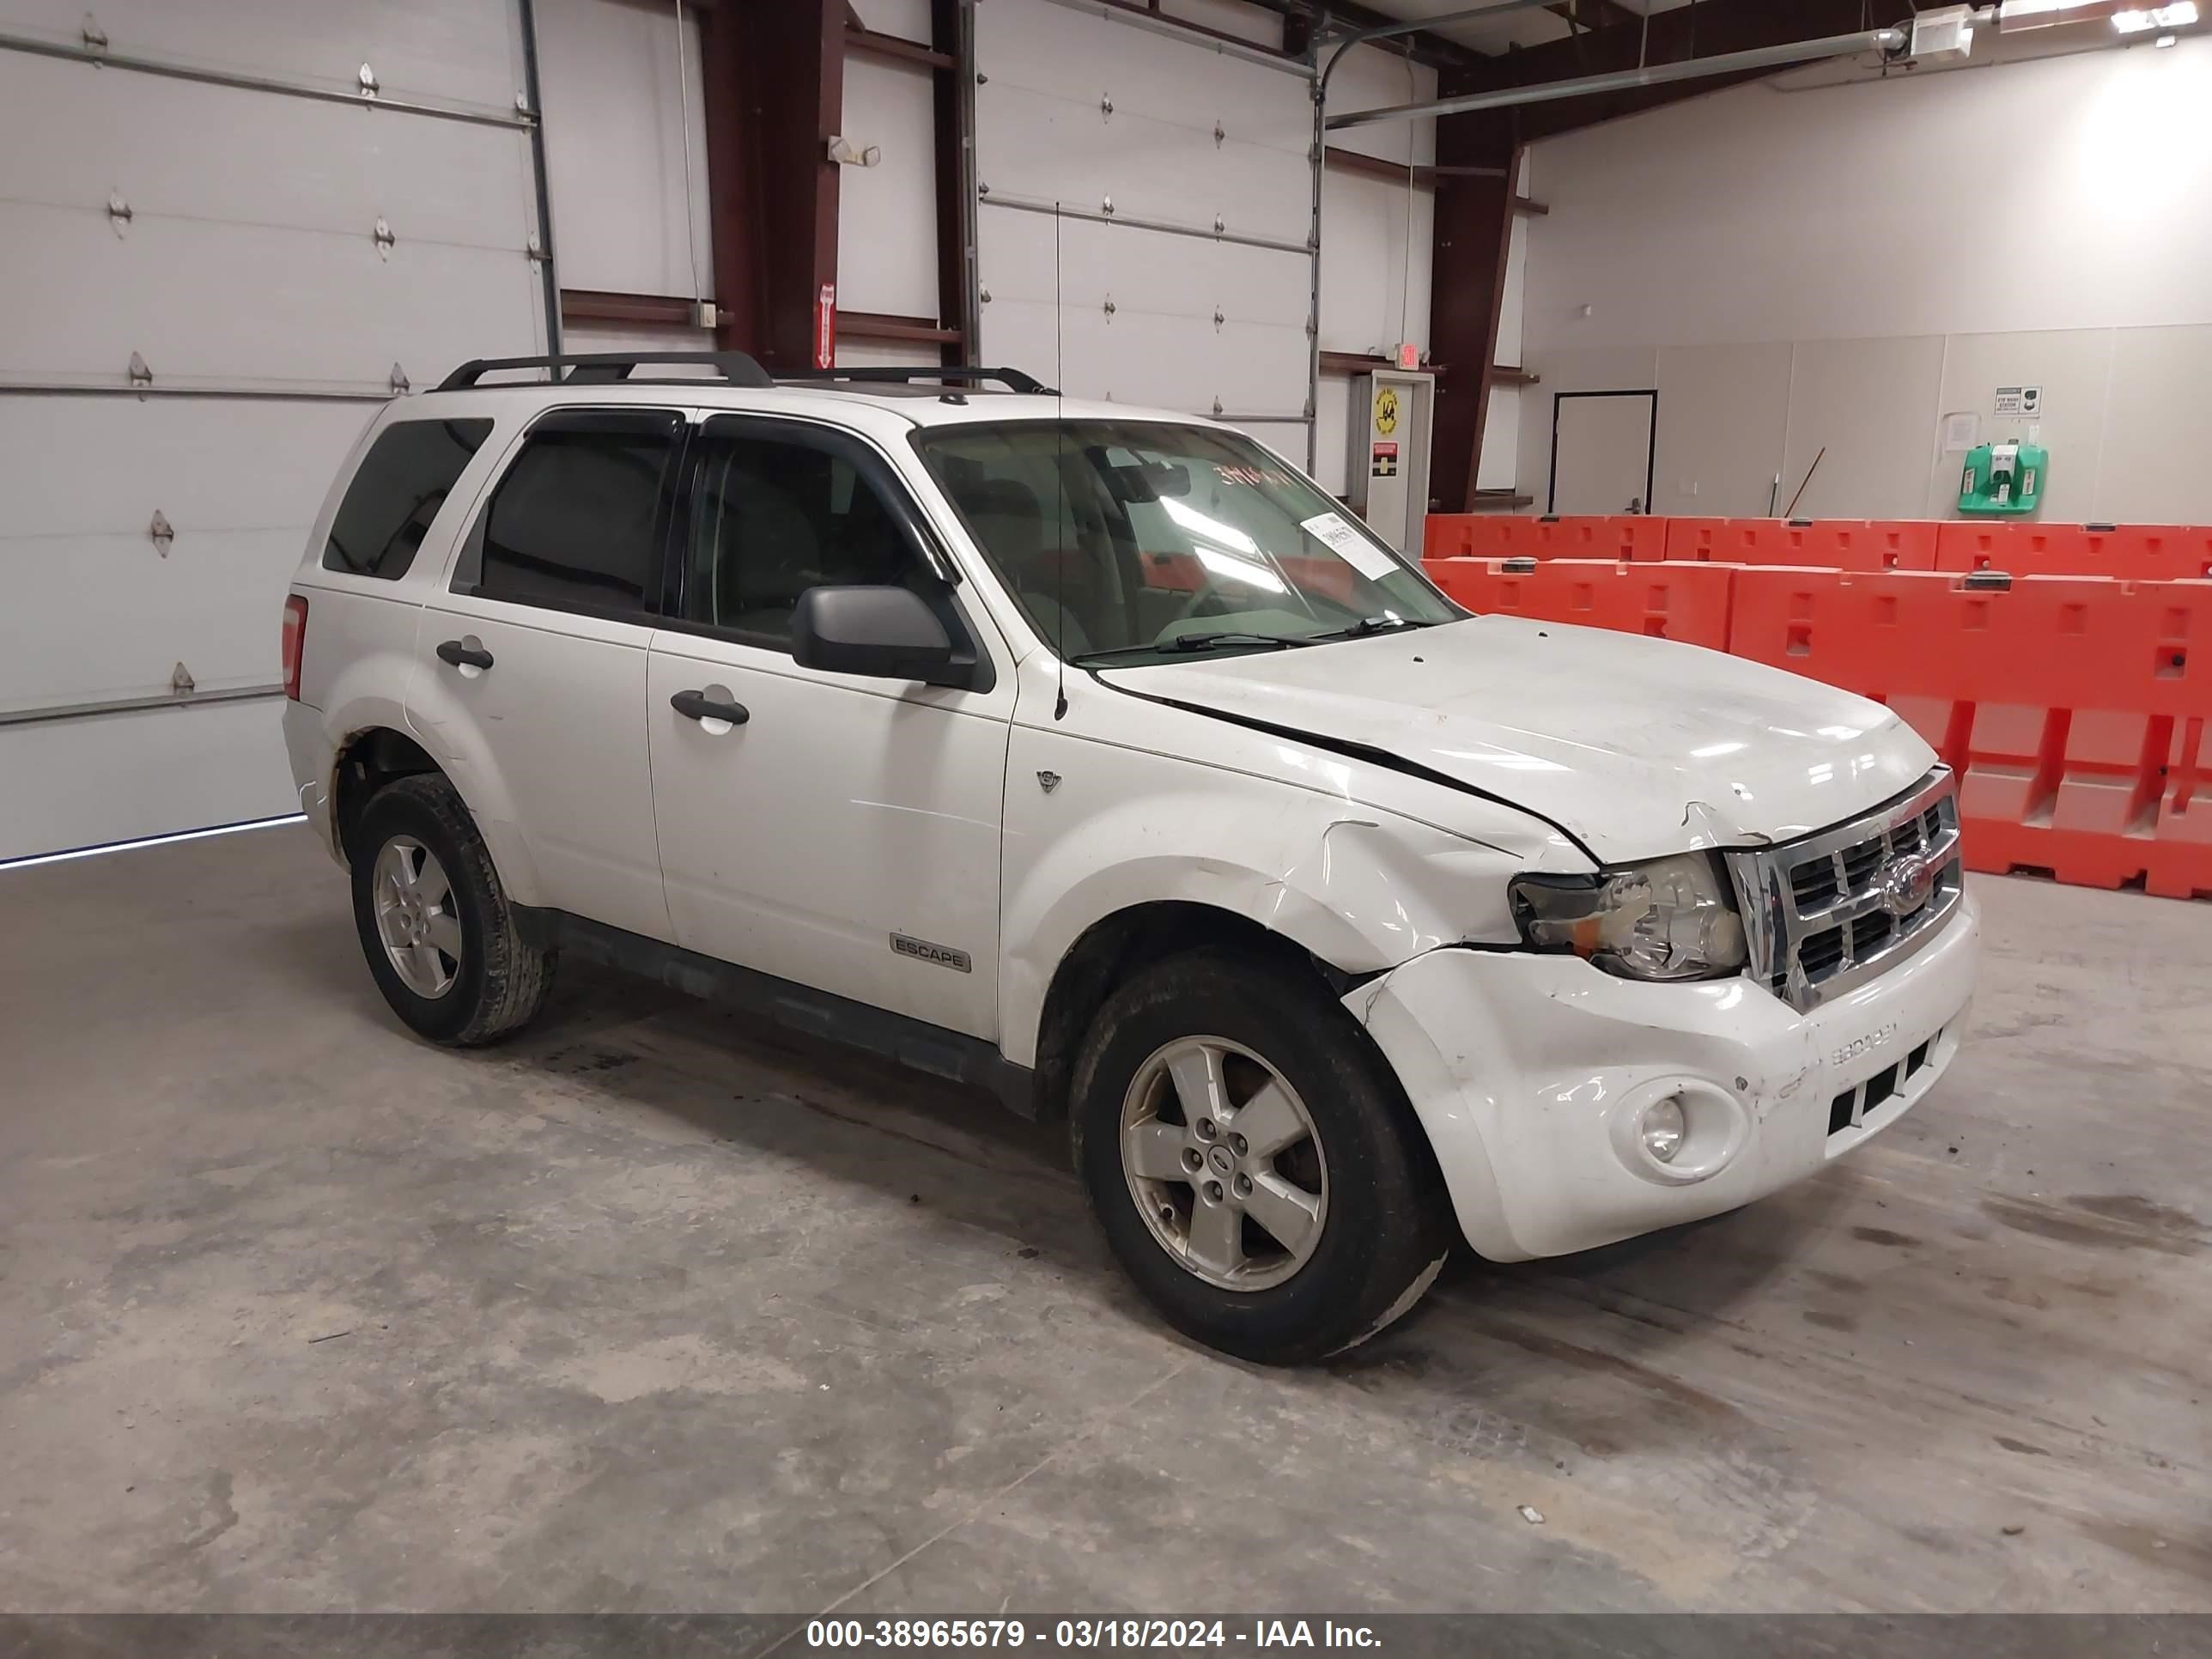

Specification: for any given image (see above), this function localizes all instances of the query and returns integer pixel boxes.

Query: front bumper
[1350,890,1980,1261]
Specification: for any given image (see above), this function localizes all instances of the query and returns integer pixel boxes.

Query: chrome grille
[1726,770,1964,1012]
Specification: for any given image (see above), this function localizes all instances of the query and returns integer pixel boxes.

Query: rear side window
[323,417,493,579]
[466,410,682,618]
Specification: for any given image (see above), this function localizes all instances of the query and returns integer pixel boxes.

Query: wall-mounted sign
[1371,441,1399,478]
[1994,384,2042,417]
[815,283,837,370]
[1942,411,1980,453]
[1373,385,1399,436]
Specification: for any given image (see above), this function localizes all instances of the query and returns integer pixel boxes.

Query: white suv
[283,352,1979,1364]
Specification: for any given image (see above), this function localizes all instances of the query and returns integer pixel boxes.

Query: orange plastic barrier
[1428,557,1734,651]
[1140,551,1358,604]
[1935,521,2212,581]
[1424,515,1664,562]
[1664,517,1938,571]
[1425,515,1513,561]
[1727,568,2212,898]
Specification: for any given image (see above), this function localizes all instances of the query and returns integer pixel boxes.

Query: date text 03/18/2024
[804,1619,1382,1650]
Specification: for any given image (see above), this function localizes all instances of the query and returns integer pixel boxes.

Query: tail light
[282,594,309,700]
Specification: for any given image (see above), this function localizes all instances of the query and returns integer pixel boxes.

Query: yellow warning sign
[1374,385,1399,436]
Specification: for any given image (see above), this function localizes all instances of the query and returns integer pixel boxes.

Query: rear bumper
[1351,890,1980,1261]
[282,700,341,865]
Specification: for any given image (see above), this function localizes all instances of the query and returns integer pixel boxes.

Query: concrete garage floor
[1,826,2206,1617]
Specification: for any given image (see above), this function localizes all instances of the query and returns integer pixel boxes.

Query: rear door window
[457,410,684,620]
[323,417,493,580]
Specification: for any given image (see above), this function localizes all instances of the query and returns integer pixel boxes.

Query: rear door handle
[671,688,749,726]
[435,638,495,671]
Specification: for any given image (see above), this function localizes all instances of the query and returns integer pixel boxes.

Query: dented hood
[1099,615,1936,863]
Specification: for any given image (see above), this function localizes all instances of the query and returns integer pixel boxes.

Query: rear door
[407,407,684,943]
[646,415,1012,1041]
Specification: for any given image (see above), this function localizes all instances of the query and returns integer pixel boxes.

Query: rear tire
[349,774,555,1046]
[1070,949,1449,1364]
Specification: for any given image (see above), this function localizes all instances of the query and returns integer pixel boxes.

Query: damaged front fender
[997,721,1591,1068]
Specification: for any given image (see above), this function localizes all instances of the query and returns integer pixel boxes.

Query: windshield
[911,422,1463,664]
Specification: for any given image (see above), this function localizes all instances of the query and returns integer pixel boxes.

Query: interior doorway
[1548,390,1658,516]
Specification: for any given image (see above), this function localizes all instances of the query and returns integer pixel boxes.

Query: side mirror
[791,586,964,684]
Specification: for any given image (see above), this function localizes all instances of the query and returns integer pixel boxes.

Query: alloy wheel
[1119,1036,1328,1291]
[373,836,462,999]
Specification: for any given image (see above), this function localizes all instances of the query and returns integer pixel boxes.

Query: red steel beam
[930,0,970,365]
[696,0,846,371]
[1426,115,1521,511]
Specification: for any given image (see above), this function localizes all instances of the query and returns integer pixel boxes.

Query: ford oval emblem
[1877,853,1937,918]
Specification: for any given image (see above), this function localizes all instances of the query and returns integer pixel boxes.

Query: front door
[410,407,685,944]
[647,415,1011,1042]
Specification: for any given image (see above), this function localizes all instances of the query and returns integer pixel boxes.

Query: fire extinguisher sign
[815,283,836,369]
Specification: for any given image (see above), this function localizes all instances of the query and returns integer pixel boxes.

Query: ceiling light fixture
[2112,0,2198,28]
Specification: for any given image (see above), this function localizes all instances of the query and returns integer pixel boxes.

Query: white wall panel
[0,56,538,253]
[537,0,712,301]
[1314,373,1354,499]
[1521,35,2212,520]
[1514,346,1658,509]
[0,204,541,390]
[974,0,1316,432]
[2096,325,2212,525]
[562,320,716,360]
[1475,386,1519,494]
[852,0,932,38]
[1525,39,2212,354]
[0,395,370,708]
[1236,420,1313,473]
[1779,337,1946,523]
[0,3,544,855]
[1473,153,1531,498]
[837,55,943,319]
[2,527,311,711]
[979,0,1308,139]
[978,210,1307,416]
[977,82,1309,244]
[0,702,300,860]
[0,0,524,110]
[1323,46,1436,167]
[1921,328,2114,522]
[975,0,1310,243]
[836,341,942,371]
[1650,342,1792,516]
[1319,172,1431,360]
[0,396,370,544]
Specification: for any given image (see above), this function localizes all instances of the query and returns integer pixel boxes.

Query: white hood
[1101,616,1936,864]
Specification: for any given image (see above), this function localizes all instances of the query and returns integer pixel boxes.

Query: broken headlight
[1509,853,1747,981]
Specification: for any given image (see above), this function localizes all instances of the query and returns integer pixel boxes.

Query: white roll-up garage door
[972,0,1315,459]
[0,0,546,859]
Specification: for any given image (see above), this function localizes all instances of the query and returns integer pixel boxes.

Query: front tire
[1070,950,1449,1364]
[349,774,555,1046]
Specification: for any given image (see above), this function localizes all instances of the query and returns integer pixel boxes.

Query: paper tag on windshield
[1299,511,1397,580]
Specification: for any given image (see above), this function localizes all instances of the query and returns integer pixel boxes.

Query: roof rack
[434,351,775,392]
[776,365,1057,396]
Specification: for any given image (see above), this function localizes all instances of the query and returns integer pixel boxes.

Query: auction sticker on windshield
[1298,511,1397,581]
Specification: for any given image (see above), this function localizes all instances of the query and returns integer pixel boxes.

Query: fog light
[1640,1097,1686,1164]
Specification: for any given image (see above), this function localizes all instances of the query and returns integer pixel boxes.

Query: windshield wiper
[1073,632,1314,665]
[1305,616,1435,641]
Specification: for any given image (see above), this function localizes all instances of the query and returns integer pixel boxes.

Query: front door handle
[671,687,750,726]
[435,638,495,671]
